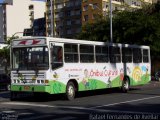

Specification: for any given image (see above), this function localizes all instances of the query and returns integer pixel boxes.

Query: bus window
[109,46,121,63]
[95,46,108,63]
[133,48,142,63]
[80,45,94,63]
[51,46,63,69]
[64,44,78,63]
[143,49,149,63]
[122,47,132,63]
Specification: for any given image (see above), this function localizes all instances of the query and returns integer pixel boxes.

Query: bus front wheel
[121,78,130,93]
[66,82,76,101]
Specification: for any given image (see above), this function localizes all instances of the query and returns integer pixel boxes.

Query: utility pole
[50,0,54,37]
[109,0,113,43]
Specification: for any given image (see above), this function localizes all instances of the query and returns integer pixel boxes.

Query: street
[0,81,160,120]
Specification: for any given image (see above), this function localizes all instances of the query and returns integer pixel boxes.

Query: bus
[10,37,151,100]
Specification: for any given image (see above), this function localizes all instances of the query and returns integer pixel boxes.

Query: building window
[67,20,71,25]
[83,0,87,2]
[66,11,71,16]
[75,19,81,24]
[84,15,89,21]
[66,1,74,7]
[75,10,81,15]
[93,3,98,9]
[75,1,81,6]
[83,5,88,11]
[71,11,74,16]
[29,4,34,10]
[56,4,63,9]
[76,28,81,33]
[67,29,72,34]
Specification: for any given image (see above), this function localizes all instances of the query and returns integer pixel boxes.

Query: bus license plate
[24,86,30,90]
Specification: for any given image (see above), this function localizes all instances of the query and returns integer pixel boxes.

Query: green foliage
[77,18,110,41]
[0,36,19,74]
[77,2,160,57]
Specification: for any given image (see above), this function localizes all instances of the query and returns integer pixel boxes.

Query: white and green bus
[10,37,151,100]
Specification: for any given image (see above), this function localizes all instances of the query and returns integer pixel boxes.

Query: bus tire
[121,77,130,93]
[66,82,76,101]
[6,84,10,91]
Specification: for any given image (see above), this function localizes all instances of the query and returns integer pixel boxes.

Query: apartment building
[46,0,155,39]
[46,0,82,38]
[0,0,45,42]
[82,0,155,25]
[0,0,12,43]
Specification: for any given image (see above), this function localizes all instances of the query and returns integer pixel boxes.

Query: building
[0,0,12,43]
[46,0,155,39]
[46,0,82,38]
[24,17,46,36]
[82,0,155,25]
[0,0,45,42]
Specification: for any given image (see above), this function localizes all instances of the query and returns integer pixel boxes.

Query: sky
[0,0,4,4]
[0,0,46,3]
[31,0,46,2]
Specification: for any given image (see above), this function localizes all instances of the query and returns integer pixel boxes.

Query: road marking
[91,95,160,109]
[1,95,160,115]
[20,115,53,120]
[1,102,92,110]
[54,117,76,120]
[18,112,33,116]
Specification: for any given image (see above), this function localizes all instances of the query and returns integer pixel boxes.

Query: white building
[0,0,45,42]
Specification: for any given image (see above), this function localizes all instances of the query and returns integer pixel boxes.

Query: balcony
[112,0,123,5]
[46,2,51,6]
[46,19,51,23]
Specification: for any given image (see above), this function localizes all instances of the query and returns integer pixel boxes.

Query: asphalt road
[0,81,160,120]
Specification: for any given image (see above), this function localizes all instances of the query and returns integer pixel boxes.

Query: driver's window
[51,46,63,69]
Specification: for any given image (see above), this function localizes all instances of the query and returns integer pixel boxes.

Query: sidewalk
[132,80,160,89]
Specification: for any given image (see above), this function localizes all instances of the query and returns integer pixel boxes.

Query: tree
[77,18,110,41]
[0,36,19,74]
[77,1,160,57]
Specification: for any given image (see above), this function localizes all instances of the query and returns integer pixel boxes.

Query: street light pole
[50,0,54,37]
[109,0,113,43]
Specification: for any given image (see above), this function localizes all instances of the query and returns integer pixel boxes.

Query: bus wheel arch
[121,76,130,93]
[66,79,78,100]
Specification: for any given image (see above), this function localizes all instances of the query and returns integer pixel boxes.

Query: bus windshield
[12,46,49,70]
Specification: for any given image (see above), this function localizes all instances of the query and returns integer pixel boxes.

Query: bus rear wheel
[121,78,130,93]
[66,82,76,101]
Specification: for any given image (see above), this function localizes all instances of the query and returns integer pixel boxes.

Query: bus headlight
[45,80,49,84]
[41,80,44,84]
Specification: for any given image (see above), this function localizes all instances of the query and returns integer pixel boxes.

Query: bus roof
[12,37,150,49]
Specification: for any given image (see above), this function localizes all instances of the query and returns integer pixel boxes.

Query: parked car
[0,74,11,91]
[151,71,160,81]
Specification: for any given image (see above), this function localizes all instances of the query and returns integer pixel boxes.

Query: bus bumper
[10,85,51,94]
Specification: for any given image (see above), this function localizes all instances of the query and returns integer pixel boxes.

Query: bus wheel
[66,82,76,101]
[6,84,10,91]
[121,78,130,93]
